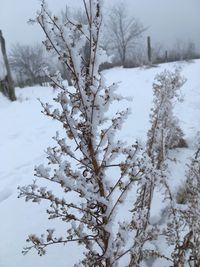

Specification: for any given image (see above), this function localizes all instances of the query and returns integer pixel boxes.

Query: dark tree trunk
[147,36,152,65]
[0,30,16,101]
[165,50,168,62]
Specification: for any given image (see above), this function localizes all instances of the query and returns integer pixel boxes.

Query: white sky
[0,0,200,51]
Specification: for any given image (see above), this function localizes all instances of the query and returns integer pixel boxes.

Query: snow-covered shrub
[182,147,200,265]
[144,69,193,266]
[164,146,200,266]
[147,69,186,168]
[18,1,159,266]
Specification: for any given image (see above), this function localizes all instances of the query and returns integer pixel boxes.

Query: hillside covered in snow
[0,60,200,267]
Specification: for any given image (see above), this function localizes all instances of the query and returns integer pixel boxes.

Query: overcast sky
[0,0,200,52]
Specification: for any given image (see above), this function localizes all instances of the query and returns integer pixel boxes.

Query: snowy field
[0,60,200,267]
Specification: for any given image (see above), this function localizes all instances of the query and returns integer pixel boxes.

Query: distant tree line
[8,4,200,88]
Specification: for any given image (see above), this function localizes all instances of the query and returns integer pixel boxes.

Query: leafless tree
[9,43,47,86]
[151,42,164,64]
[167,40,199,62]
[105,3,146,67]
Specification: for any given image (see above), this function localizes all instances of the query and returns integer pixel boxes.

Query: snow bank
[0,60,199,266]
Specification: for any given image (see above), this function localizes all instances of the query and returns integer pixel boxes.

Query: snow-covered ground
[0,60,199,266]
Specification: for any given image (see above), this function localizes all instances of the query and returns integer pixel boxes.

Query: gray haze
[0,0,200,52]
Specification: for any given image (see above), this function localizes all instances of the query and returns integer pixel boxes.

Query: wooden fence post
[165,50,168,62]
[0,30,16,101]
[147,36,152,65]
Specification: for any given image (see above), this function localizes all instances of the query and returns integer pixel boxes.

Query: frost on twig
[145,69,189,266]
[18,1,158,266]
[147,69,186,169]
[171,146,200,266]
